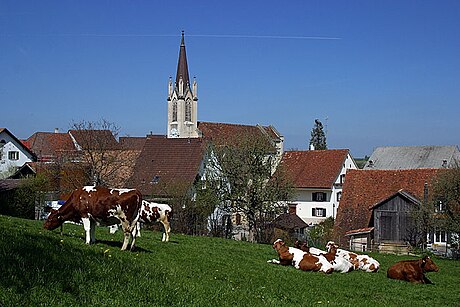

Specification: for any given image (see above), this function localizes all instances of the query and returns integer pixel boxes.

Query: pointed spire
[176,30,190,96]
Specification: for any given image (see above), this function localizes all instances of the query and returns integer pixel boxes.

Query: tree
[431,165,460,235]
[204,135,293,243]
[68,119,139,187]
[309,119,327,150]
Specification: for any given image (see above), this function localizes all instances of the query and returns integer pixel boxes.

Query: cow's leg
[90,220,96,244]
[161,220,170,242]
[82,218,91,244]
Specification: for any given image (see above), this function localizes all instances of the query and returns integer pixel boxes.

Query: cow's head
[326,241,338,252]
[421,256,439,272]
[43,209,63,230]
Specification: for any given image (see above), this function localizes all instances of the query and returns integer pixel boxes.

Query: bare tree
[205,135,293,243]
[68,119,139,187]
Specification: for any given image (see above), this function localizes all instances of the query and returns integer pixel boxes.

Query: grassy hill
[1,215,459,306]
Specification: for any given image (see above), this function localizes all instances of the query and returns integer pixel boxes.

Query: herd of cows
[43,186,171,251]
[43,186,439,285]
[268,239,439,284]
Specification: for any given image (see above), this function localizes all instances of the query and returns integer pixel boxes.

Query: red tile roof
[119,136,147,150]
[27,132,75,159]
[127,136,206,197]
[334,168,441,245]
[198,122,276,149]
[68,130,120,150]
[280,149,349,189]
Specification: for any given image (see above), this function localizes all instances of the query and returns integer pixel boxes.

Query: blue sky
[1,1,459,157]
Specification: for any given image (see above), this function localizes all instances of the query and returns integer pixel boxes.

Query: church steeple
[167,31,198,139]
[175,31,190,96]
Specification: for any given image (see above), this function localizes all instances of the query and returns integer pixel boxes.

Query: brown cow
[44,186,142,251]
[387,256,439,284]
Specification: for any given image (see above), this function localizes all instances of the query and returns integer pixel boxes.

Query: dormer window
[151,175,160,184]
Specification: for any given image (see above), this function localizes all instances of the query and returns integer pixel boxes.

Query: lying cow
[110,200,172,242]
[387,256,439,284]
[44,186,142,251]
[294,240,353,273]
[268,239,333,274]
[326,241,380,272]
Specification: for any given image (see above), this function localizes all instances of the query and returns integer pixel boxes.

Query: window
[435,201,446,213]
[337,191,342,202]
[312,192,327,202]
[172,100,178,122]
[435,231,447,243]
[235,213,242,225]
[8,151,19,160]
[312,208,326,217]
[340,174,345,184]
[185,99,192,122]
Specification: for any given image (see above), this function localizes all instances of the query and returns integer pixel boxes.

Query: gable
[0,128,36,161]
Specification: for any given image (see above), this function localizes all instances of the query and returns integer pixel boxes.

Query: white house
[0,128,35,179]
[280,149,357,225]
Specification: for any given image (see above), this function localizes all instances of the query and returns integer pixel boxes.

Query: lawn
[1,215,459,306]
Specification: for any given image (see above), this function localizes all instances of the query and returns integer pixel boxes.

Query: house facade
[280,149,357,225]
[0,128,35,179]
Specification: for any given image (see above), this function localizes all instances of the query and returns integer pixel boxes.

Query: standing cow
[387,256,439,284]
[109,200,172,242]
[44,186,142,251]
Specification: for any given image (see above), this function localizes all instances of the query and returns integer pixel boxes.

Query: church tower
[167,31,198,138]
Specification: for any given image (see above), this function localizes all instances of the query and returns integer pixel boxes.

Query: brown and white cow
[268,239,334,274]
[326,241,380,272]
[294,240,353,273]
[387,256,439,284]
[109,200,172,241]
[44,186,142,251]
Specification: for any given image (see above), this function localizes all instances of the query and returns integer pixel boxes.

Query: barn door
[380,212,396,241]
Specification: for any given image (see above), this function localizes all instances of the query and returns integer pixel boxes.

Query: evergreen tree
[309,119,327,150]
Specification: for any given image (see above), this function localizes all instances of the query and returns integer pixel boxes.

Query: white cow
[110,200,172,242]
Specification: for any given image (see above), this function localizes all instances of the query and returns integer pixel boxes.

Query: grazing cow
[387,256,439,284]
[268,239,333,274]
[326,241,380,272]
[109,200,172,242]
[44,186,142,251]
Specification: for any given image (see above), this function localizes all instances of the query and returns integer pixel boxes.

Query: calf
[387,256,439,284]
[44,186,142,251]
[326,241,380,272]
[268,239,333,274]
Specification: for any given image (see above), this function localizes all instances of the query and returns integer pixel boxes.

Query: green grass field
[1,215,459,306]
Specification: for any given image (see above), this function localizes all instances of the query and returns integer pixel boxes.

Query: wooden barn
[335,169,440,253]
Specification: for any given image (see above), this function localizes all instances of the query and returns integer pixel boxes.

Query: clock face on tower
[170,127,178,137]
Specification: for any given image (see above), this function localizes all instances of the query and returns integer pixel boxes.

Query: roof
[334,168,441,244]
[280,149,350,189]
[68,130,120,150]
[127,136,206,197]
[0,128,36,159]
[197,122,276,149]
[364,145,460,170]
[175,31,190,94]
[27,131,75,159]
[272,213,309,230]
[119,136,147,150]
[0,179,22,191]
[345,227,374,236]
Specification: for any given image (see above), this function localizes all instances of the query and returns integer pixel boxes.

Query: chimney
[309,144,315,150]
[54,128,59,133]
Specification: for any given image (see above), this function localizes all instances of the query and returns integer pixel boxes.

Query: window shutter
[312,208,316,216]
